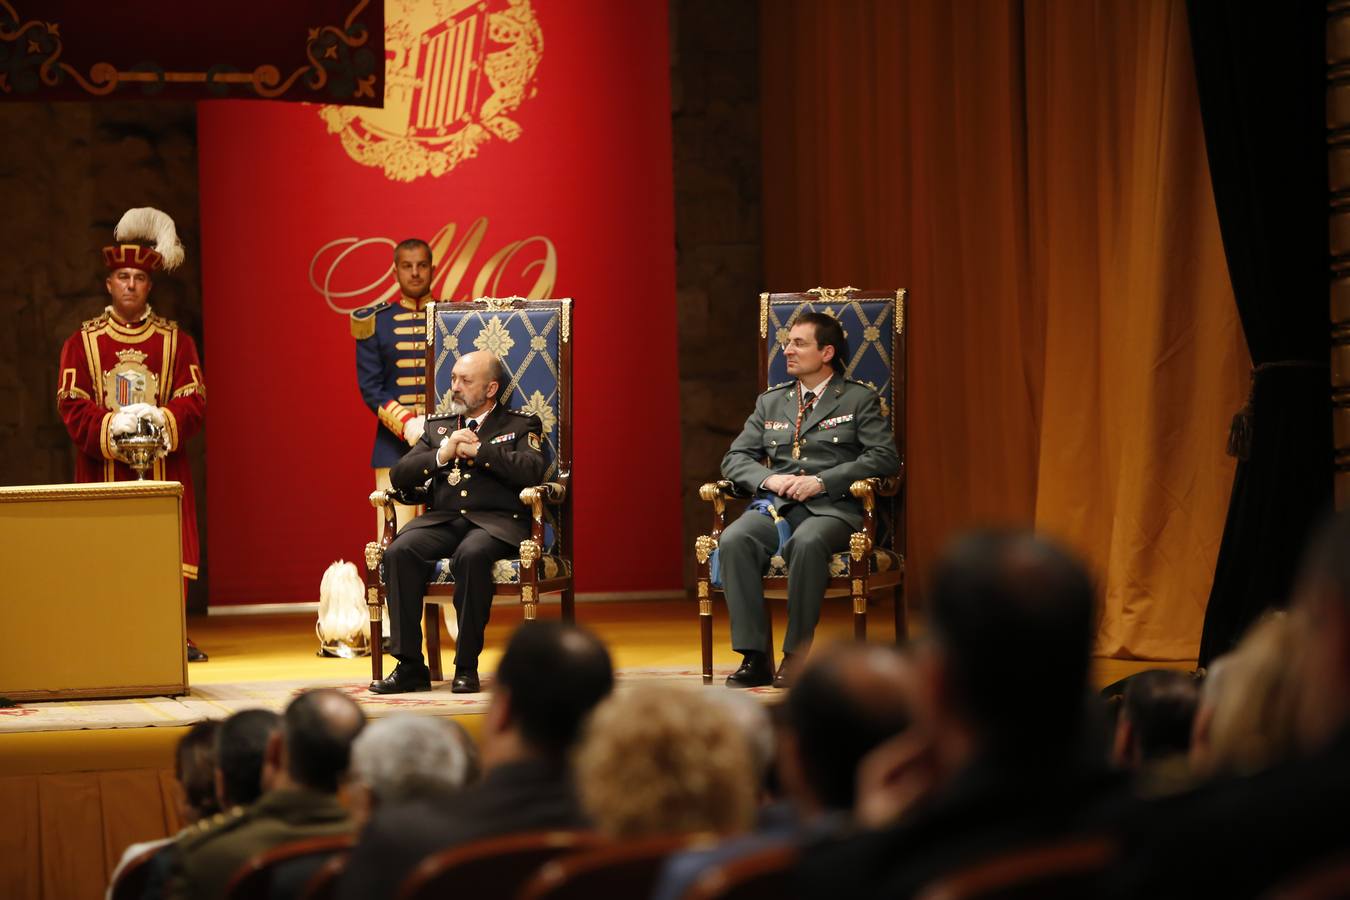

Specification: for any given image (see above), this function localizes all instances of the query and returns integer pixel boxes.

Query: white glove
[405,415,426,446]
[110,410,139,436]
[120,402,166,428]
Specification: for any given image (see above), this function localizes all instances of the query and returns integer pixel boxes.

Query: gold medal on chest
[447,466,462,485]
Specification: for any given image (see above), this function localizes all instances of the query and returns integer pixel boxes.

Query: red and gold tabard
[57,307,206,579]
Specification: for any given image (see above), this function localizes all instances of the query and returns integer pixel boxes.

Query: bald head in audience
[265,688,367,794]
[781,642,918,817]
[923,529,1096,769]
[482,620,614,769]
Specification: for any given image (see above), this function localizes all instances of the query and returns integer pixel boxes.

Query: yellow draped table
[0,481,187,701]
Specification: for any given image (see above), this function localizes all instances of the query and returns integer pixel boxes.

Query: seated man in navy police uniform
[370,350,548,695]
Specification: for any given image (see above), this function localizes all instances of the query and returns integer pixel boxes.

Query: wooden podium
[0,481,187,701]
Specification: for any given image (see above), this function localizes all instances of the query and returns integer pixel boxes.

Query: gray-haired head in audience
[348,714,479,825]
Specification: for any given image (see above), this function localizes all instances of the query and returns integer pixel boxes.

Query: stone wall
[0,101,207,610]
[670,0,764,582]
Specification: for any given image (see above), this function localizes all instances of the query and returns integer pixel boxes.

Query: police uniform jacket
[166,787,352,900]
[721,376,899,532]
[389,403,548,547]
[352,297,431,468]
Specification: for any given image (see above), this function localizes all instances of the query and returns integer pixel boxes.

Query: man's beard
[445,397,468,416]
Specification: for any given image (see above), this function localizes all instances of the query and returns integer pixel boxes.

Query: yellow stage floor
[2,597,1194,778]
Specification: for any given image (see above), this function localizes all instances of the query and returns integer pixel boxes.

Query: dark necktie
[467,419,479,433]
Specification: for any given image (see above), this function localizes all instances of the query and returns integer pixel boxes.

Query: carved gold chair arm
[368,490,400,547]
[698,480,737,503]
[520,482,567,522]
[849,476,903,510]
[698,480,741,536]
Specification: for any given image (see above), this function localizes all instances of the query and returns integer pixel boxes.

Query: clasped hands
[110,402,167,436]
[762,472,825,501]
[436,428,481,466]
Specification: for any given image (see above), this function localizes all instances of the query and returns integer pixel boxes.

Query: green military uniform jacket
[166,787,352,900]
[721,375,899,531]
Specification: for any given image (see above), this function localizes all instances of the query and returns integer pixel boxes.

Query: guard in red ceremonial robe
[56,207,209,661]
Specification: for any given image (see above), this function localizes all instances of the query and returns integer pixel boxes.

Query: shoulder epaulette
[762,380,794,394]
[178,805,247,849]
[148,314,177,331]
[350,301,389,340]
[426,412,454,422]
[503,407,536,418]
[81,313,109,331]
[846,378,882,394]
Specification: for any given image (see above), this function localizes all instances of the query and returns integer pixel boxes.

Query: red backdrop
[198,0,681,605]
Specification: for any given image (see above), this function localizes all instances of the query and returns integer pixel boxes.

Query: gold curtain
[0,771,181,899]
[762,0,1248,658]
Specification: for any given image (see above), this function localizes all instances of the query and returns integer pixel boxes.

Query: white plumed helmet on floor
[316,560,370,658]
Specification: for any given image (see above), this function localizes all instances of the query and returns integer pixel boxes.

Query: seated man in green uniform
[166,689,366,900]
[719,312,900,689]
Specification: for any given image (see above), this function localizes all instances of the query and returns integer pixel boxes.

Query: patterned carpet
[0,666,778,734]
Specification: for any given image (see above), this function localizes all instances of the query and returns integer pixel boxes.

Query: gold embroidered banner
[199,0,682,604]
[0,0,383,104]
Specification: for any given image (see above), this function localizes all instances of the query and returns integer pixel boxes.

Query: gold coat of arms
[319,0,543,182]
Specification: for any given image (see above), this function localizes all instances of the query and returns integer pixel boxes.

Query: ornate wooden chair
[695,288,908,683]
[396,830,603,900]
[518,835,700,900]
[912,837,1117,900]
[364,297,575,682]
[297,852,348,900]
[1266,853,1350,900]
[681,844,799,900]
[223,834,355,900]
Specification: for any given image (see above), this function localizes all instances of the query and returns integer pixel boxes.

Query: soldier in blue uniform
[352,238,458,641]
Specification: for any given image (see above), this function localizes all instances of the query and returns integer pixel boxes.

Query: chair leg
[561,587,576,624]
[369,595,383,682]
[764,601,776,671]
[699,581,713,685]
[363,543,384,683]
[894,577,908,641]
[424,603,442,682]
[854,582,868,641]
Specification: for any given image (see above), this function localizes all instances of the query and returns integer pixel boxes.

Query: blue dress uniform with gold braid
[352,295,432,467]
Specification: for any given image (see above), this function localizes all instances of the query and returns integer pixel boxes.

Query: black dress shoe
[450,669,480,693]
[369,661,431,694]
[187,640,208,663]
[725,653,773,688]
[773,654,794,689]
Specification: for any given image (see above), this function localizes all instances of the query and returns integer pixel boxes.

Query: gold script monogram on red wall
[309,218,559,313]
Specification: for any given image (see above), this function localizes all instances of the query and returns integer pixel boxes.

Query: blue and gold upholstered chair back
[427,298,572,554]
